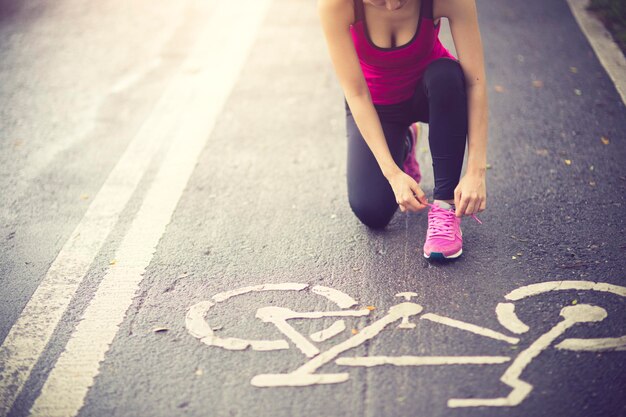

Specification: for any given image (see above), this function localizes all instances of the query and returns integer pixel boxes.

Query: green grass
[588,0,626,53]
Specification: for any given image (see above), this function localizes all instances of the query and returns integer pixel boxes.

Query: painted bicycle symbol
[185,280,626,408]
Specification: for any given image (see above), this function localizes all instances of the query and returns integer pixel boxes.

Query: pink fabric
[403,122,421,183]
[349,18,455,105]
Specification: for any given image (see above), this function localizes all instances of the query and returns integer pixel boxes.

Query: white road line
[495,302,529,334]
[110,58,162,94]
[256,307,321,358]
[186,299,291,352]
[395,292,418,301]
[211,283,309,303]
[310,320,346,342]
[311,286,358,308]
[504,280,626,300]
[566,0,626,105]
[421,313,520,345]
[336,356,511,367]
[25,1,272,416]
[0,17,190,417]
[251,303,424,387]
[448,304,608,407]
[187,284,309,352]
[296,304,423,374]
[556,336,626,352]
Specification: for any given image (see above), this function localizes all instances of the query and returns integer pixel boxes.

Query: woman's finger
[403,194,422,212]
[456,196,470,217]
[409,182,428,207]
[465,195,477,214]
[468,198,480,215]
[454,187,462,208]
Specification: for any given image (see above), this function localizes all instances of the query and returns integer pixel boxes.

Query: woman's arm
[317,0,427,212]
[436,0,488,216]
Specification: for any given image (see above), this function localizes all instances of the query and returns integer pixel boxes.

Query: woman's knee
[348,195,395,229]
[423,58,466,101]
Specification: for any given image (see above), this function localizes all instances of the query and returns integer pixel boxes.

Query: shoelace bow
[425,203,482,239]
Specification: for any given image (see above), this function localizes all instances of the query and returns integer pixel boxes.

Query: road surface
[1,0,625,416]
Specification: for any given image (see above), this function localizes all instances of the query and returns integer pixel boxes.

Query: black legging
[345,57,468,229]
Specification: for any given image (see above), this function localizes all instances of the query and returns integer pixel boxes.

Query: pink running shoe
[403,123,421,184]
[423,201,463,260]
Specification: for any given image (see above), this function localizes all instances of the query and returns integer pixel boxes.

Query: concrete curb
[566,0,626,105]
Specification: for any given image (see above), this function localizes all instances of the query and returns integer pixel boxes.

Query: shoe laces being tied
[426,203,482,239]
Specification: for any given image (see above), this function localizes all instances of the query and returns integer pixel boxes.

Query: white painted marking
[556,336,626,352]
[396,292,418,301]
[448,304,608,407]
[27,2,272,416]
[212,283,308,303]
[188,280,626,405]
[256,307,321,357]
[495,303,529,334]
[421,313,520,345]
[187,283,366,356]
[311,285,358,308]
[210,336,289,352]
[254,307,371,357]
[310,320,346,342]
[251,303,424,387]
[273,309,371,320]
[394,293,419,327]
[397,320,416,329]
[186,301,289,352]
[336,356,511,367]
[0,20,190,417]
[504,280,626,300]
[110,58,162,94]
[566,0,626,105]
[186,300,216,339]
[252,373,350,387]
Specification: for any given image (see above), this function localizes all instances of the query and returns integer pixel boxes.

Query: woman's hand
[454,172,486,217]
[386,169,428,213]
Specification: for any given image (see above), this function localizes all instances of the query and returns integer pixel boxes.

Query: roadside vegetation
[589,0,626,53]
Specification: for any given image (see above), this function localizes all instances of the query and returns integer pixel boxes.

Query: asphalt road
[1,0,625,416]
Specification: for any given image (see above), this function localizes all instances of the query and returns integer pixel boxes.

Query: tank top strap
[421,0,434,20]
[353,0,365,22]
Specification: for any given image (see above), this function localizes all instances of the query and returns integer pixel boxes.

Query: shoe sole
[423,248,463,260]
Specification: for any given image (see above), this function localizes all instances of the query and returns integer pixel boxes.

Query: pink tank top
[349,0,456,105]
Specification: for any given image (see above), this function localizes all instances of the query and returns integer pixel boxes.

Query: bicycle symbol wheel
[186,282,367,353]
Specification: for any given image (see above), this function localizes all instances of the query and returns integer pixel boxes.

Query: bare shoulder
[433,0,477,21]
[317,0,354,26]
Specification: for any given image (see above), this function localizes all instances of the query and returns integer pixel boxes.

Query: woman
[318,0,488,259]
